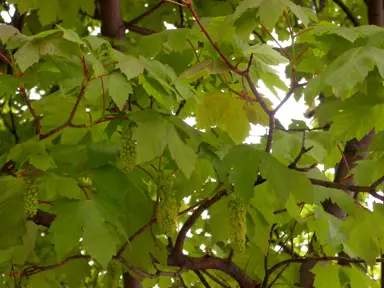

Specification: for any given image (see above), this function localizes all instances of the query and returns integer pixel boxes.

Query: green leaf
[132,112,197,176]
[14,41,40,72]
[329,97,384,141]
[38,173,83,200]
[49,202,82,259]
[346,265,380,288]
[245,44,289,65]
[85,35,108,51]
[86,53,105,77]
[167,126,196,178]
[209,196,231,244]
[105,74,132,110]
[61,128,89,145]
[29,150,56,171]
[84,78,103,104]
[115,55,145,80]
[312,262,341,288]
[91,165,128,203]
[223,145,261,202]
[305,46,384,101]
[179,60,229,81]
[29,272,62,288]
[132,113,169,164]
[353,156,384,186]
[0,24,20,43]
[82,202,120,268]
[51,200,120,267]
[244,102,269,126]
[261,153,313,204]
[285,1,311,27]
[235,0,303,28]
[314,22,359,42]
[57,25,86,45]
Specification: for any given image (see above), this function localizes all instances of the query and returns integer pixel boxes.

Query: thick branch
[100,0,125,50]
[123,273,142,288]
[173,189,227,255]
[366,0,384,26]
[168,254,259,288]
[30,209,56,228]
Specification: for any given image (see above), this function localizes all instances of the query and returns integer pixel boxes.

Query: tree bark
[367,0,384,26]
[300,0,384,288]
[99,1,141,287]
[300,1,384,286]
[123,273,142,288]
[100,0,125,51]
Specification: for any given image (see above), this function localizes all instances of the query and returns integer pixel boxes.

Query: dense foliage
[1,0,384,287]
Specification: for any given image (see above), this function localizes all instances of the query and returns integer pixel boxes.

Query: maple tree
[2,0,384,287]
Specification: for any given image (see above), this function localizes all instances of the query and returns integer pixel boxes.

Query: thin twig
[175,100,186,116]
[0,52,12,67]
[23,255,90,276]
[268,256,384,279]
[332,0,360,26]
[194,270,211,288]
[137,165,156,181]
[126,0,166,26]
[100,76,106,114]
[19,86,40,135]
[119,257,185,278]
[187,39,200,62]
[267,263,290,288]
[203,271,230,288]
[273,86,296,114]
[186,4,242,74]
[262,224,277,288]
[260,24,291,61]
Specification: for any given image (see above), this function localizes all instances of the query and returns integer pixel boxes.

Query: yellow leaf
[196,92,250,142]
[243,102,269,126]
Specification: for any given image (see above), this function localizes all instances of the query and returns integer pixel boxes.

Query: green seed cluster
[156,181,180,236]
[24,184,38,219]
[228,199,247,253]
[120,124,137,174]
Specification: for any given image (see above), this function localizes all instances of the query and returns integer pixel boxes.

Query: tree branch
[23,255,90,276]
[194,270,211,288]
[262,224,277,288]
[167,253,260,288]
[203,271,230,288]
[119,257,185,278]
[333,0,360,26]
[116,198,204,258]
[269,256,384,281]
[30,209,56,228]
[126,1,166,26]
[19,86,40,135]
[173,188,227,255]
[267,263,290,288]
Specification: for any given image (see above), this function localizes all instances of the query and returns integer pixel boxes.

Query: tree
[1,0,384,287]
